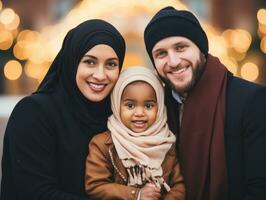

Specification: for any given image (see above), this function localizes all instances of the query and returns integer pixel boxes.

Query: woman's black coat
[0,19,125,200]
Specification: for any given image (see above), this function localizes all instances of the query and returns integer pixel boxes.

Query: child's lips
[132,120,147,128]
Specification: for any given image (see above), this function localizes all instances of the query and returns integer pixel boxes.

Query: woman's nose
[92,65,107,81]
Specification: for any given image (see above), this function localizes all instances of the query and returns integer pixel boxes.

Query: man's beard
[161,53,206,94]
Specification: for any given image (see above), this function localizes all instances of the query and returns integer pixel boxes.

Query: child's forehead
[121,81,157,99]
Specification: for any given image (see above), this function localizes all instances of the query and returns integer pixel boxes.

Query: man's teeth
[173,67,186,74]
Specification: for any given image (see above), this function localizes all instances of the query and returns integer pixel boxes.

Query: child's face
[120,81,158,133]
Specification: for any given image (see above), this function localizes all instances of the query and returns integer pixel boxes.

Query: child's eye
[145,103,155,110]
[126,102,135,109]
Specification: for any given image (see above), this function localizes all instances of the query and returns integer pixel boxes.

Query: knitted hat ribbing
[144,6,208,62]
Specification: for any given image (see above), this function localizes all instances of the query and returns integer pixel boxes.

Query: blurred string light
[261,36,266,54]
[258,23,266,36]
[0,8,15,25]
[12,0,189,82]
[240,62,259,81]
[0,5,19,51]
[0,8,20,31]
[24,61,50,82]
[220,57,238,75]
[4,60,22,80]
[257,8,266,25]
[208,31,228,58]
[257,8,266,54]
[0,0,264,83]
[0,29,13,50]
[221,29,252,54]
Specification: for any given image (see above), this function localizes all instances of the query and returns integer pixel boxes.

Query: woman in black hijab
[1,19,125,200]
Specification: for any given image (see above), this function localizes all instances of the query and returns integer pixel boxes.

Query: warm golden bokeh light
[4,60,23,80]
[24,61,50,81]
[0,29,13,50]
[221,57,238,75]
[222,29,234,48]
[208,35,227,58]
[0,8,16,25]
[15,30,44,62]
[0,1,2,11]
[17,30,30,41]
[33,0,188,67]
[123,52,146,69]
[260,36,266,54]
[229,50,246,61]
[231,29,252,53]
[0,0,263,87]
[10,28,18,38]
[13,41,30,60]
[24,61,41,79]
[4,13,20,30]
[240,62,259,81]
[257,9,266,25]
[258,23,266,35]
[24,31,40,42]
[37,62,50,83]
[28,43,47,64]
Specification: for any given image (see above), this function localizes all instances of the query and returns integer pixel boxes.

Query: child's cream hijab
[108,66,176,190]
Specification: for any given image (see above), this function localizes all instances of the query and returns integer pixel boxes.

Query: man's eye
[155,51,166,58]
[175,45,186,51]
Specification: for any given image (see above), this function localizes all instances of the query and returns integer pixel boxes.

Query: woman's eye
[106,61,118,68]
[84,59,95,65]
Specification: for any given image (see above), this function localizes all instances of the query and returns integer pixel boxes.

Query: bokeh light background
[0,0,265,95]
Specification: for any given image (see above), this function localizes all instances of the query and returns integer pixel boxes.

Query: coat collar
[104,131,113,145]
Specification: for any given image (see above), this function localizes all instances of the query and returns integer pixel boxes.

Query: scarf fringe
[126,164,170,192]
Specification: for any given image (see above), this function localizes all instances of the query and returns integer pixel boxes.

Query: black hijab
[35,19,126,135]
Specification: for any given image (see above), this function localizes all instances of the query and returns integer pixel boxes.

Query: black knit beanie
[144,6,208,63]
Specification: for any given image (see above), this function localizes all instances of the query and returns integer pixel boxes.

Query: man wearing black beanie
[144,6,266,200]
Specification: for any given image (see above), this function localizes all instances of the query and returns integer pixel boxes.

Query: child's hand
[140,183,161,200]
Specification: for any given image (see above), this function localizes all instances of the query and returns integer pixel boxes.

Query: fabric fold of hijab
[180,55,228,200]
[34,19,125,135]
[108,66,176,189]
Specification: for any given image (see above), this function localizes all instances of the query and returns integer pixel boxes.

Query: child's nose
[134,107,144,116]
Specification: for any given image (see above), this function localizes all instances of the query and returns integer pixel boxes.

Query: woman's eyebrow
[82,55,96,59]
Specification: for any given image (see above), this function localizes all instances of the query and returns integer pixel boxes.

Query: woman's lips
[88,82,106,92]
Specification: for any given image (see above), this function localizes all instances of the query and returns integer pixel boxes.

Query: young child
[85,66,185,200]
